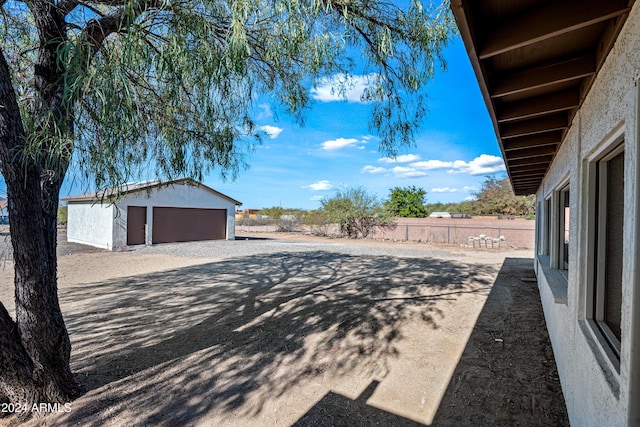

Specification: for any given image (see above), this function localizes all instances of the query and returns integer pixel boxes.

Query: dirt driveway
[0,232,568,426]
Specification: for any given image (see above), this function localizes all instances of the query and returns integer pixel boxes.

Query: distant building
[236,208,261,219]
[0,199,7,224]
[428,212,451,218]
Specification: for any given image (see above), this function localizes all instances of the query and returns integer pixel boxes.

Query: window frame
[549,178,570,276]
[586,142,625,364]
[558,185,570,273]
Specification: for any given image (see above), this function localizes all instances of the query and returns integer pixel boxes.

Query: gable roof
[61,178,242,206]
[451,0,635,195]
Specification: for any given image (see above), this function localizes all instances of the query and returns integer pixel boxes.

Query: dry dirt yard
[0,231,568,426]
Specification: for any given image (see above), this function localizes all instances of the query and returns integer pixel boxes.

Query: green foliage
[57,206,68,224]
[385,186,428,217]
[320,187,394,238]
[259,206,286,220]
[472,176,535,216]
[422,177,535,217]
[300,209,331,236]
[424,201,473,216]
[1,0,456,194]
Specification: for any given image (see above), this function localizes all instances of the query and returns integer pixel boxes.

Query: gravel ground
[132,232,497,261]
[0,231,569,427]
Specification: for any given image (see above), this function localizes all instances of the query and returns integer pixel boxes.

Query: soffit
[451,0,635,195]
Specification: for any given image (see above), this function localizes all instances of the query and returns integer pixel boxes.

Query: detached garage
[63,178,242,250]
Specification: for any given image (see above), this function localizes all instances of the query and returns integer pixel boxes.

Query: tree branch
[0,46,26,161]
[79,0,163,56]
[56,0,78,16]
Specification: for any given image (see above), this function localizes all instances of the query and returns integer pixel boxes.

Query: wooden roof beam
[513,179,542,185]
[511,167,549,177]
[503,132,562,151]
[507,145,558,160]
[497,89,580,123]
[478,0,630,59]
[508,155,553,167]
[513,182,542,187]
[511,174,546,183]
[509,165,551,174]
[514,188,540,196]
[492,54,595,98]
[501,114,568,139]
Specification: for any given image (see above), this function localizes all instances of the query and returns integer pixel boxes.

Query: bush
[320,187,395,238]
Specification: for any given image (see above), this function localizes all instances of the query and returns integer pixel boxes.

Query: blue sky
[206,36,505,210]
[2,34,505,210]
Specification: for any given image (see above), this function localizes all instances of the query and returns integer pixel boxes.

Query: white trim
[627,78,640,426]
[583,133,625,376]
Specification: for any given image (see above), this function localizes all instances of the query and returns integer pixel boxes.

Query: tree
[472,176,535,216]
[57,205,68,224]
[321,187,394,238]
[0,0,454,411]
[259,206,286,220]
[386,185,428,217]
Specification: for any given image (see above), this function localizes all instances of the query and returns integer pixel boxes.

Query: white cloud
[255,103,273,120]
[376,155,504,174]
[311,73,377,103]
[322,137,360,150]
[361,154,504,180]
[432,187,460,193]
[259,125,283,139]
[449,154,506,175]
[410,160,454,170]
[310,195,324,201]
[304,180,333,191]
[391,166,427,178]
[432,185,478,194]
[378,154,421,164]
[361,165,388,174]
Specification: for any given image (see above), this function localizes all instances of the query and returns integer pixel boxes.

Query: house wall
[67,202,115,250]
[111,182,237,249]
[535,4,640,426]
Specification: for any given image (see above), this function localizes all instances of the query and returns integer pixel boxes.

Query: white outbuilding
[63,178,242,250]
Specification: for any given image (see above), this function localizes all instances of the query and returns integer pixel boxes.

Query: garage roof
[62,178,242,206]
[451,0,635,195]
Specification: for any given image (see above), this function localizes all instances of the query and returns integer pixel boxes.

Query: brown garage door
[152,207,227,244]
[127,206,147,245]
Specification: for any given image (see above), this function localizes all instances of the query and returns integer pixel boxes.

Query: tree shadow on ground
[289,257,569,426]
[49,251,496,426]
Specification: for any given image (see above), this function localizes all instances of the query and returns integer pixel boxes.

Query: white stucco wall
[535,4,640,426]
[66,202,115,250]
[111,182,237,249]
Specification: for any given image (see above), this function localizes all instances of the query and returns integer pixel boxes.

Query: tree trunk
[0,44,78,418]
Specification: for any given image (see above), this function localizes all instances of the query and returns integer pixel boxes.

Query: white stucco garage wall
[65,180,240,251]
[66,202,115,250]
[111,181,237,249]
[535,4,640,426]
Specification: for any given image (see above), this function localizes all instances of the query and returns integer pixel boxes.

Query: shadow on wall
[53,251,494,426]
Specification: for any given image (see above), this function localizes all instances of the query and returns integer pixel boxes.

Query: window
[537,184,569,304]
[588,143,624,361]
[544,197,551,256]
[558,185,570,274]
